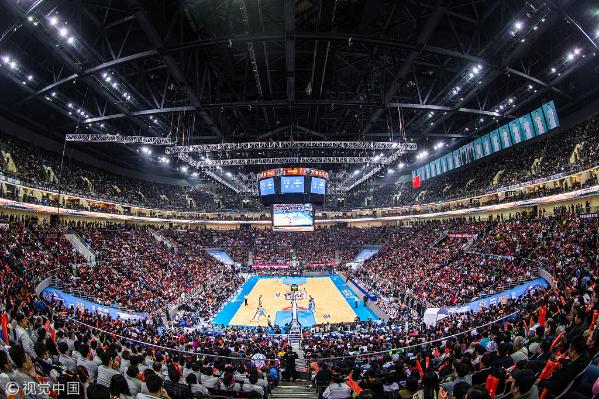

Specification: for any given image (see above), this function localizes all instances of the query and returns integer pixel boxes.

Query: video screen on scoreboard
[272,203,314,231]
[280,176,305,193]
[259,178,275,196]
[310,177,326,195]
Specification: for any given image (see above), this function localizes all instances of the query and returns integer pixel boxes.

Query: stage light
[387,169,394,174]
[67,36,75,44]
[226,172,232,177]
[398,163,405,169]
[514,21,523,31]
[353,170,360,176]
[550,67,556,73]
[574,48,581,55]
[528,84,533,89]
[191,172,198,177]
[49,16,58,26]
[567,52,574,61]
[9,61,17,70]
[100,123,105,127]
[180,166,188,173]
[2,56,9,64]
[27,75,33,81]
[480,118,484,122]
[59,27,68,37]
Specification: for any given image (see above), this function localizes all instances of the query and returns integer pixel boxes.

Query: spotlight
[49,16,58,26]
[226,172,232,177]
[67,36,75,44]
[180,166,188,173]
[9,61,17,70]
[27,75,33,81]
[550,67,556,73]
[514,21,523,31]
[191,172,198,177]
[59,27,68,37]
[2,56,9,64]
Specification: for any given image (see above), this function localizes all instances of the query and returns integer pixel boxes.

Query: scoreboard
[257,168,328,205]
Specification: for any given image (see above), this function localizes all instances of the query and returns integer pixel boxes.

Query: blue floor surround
[212,275,378,327]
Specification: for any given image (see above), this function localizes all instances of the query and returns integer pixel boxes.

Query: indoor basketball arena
[0,1,598,399]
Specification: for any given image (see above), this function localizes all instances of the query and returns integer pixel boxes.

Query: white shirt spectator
[13,326,36,360]
[97,364,120,387]
[322,382,352,399]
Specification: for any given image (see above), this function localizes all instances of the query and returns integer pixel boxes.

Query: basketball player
[258,294,263,307]
[251,306,261,322]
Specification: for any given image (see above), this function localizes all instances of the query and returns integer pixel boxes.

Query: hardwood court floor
[228,276,359,326]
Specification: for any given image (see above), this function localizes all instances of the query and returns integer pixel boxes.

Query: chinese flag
[413,175,421,189]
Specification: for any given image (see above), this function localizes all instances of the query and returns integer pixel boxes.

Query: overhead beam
[417,0,574,137]
[83,101,499,123]
[127,0,223,138]
[3,2,160,136]
[26,32,559,98]
[361,1,446,135]
[284,0,296,128]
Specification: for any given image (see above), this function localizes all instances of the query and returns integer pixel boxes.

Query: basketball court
[212,275,377,327]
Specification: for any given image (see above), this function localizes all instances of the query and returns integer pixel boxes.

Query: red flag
[537,359,561,381]
[0,313,9,345]
[529,316,534,329]
[485,375,500,399]
[412,175,421,189]
[425,357,430,369]
[538,306,547,327]
[560,296,566,306]
[347,373,363,395]
[416,360,424,378]
[44,320,56,344]
[589,310,599,331]
[550,331,564,352]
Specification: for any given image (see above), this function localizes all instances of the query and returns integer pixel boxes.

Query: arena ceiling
[0,0,598,193]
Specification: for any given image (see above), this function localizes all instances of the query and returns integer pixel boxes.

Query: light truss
[343,147,411,191]
[181,156,386,167]
[178,154,253,194]
[165,141,417,154]
[65,134,175,145]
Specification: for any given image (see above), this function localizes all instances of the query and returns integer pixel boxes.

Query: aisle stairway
[271,384,317,399]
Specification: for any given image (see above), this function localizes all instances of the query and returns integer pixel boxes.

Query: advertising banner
[43,287,148,321]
